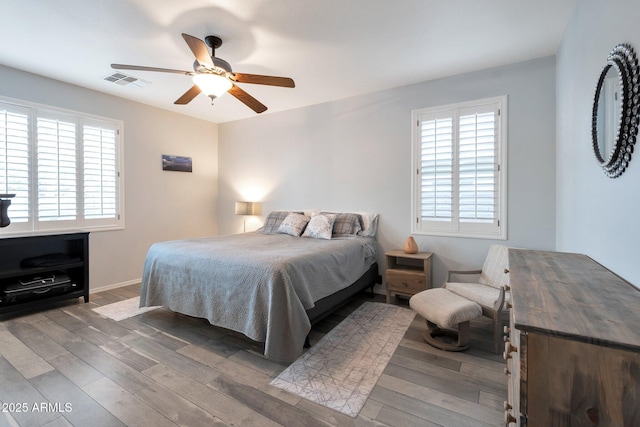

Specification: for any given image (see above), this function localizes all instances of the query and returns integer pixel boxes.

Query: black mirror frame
[592,44,640,178]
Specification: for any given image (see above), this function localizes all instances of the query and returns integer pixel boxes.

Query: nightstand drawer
[386,269,426,294]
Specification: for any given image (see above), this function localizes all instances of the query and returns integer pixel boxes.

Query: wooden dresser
[505,249,640,426]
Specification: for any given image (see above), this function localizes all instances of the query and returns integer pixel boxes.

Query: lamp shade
[193,73,233,98]
[235,201,255,216]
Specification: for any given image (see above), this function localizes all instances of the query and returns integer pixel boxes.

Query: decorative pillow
[302,214,337,239]
[277,213,310,236]
[326,212,363,237]
[260,211,301,234]
[356,212,379,237]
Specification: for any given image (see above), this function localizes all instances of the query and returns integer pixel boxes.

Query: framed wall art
[162,154,192,172]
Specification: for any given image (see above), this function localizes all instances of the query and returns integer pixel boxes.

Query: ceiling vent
[103,72,150,88]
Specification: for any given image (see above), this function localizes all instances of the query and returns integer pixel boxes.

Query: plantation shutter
[36,115,77,223]
[0,97,123,235]
[418,111,454,231]
[458,104,499,232]
[413,96,505,238]
[83,122,118,221]
[0,104,30,225]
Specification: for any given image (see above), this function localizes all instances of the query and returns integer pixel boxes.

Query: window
[0,98,123,234]
[411,96,507,239]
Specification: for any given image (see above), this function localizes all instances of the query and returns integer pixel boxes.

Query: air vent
[103,72,150,88]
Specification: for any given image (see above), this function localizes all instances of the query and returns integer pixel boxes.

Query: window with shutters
[411,96,507,239]
[0,98,123,234]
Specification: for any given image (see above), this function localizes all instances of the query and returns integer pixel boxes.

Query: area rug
[92,296,160,321]
[270,301,415,417]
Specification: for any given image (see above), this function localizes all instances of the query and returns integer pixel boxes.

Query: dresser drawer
[386,269,426,295]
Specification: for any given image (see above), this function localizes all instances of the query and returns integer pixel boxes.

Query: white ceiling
[0,0,576,124]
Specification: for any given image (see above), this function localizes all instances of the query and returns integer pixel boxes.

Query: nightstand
[385,250,433,303]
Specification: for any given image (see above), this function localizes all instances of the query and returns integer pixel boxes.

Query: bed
[139,211,379,362]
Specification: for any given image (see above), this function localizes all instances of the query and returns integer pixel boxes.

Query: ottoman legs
[423,320,471,351]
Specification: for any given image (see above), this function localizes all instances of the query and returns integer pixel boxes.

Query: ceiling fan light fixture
[192,73,232,98]
[112,33,293,113]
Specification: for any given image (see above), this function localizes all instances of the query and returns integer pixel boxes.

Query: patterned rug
[270,301,415,417]
[92,296,160,321]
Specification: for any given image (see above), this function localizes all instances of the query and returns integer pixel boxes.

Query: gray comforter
[140,232,377,362]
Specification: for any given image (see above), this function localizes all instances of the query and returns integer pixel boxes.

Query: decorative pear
[403,236,418,254]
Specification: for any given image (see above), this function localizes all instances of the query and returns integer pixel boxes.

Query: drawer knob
[505,302,512,310]
[505,410,517,425]
[504,284,511,292]
[504,268,510,274]
[503,326,510,334]
[503,401,512,411]
[505,342,518,354]
[504,367,511,375]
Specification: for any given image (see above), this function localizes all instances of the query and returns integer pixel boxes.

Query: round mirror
[594,64,622,164]
[592,44,640,178]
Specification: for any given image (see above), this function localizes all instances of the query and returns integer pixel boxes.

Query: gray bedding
[139,232,377,362]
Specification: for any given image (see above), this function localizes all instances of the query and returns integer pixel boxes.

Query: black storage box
[0,272,76,306]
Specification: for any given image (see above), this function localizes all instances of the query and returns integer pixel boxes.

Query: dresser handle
[505,302,512,310]
[503,326,511,335]
[504,401,512,411]
[505,342,518,354]
[504,268,510,274]
[504,367,511,375]
[504,284,511,292]
[505,411,517,425]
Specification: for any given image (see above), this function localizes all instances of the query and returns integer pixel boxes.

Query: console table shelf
[0,232,89,318]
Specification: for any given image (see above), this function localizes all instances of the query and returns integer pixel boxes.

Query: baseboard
[89,278,141,294]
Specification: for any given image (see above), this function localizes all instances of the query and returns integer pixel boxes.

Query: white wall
[0,65,219,291]
[218,57,557,287]
[556,0,640,286]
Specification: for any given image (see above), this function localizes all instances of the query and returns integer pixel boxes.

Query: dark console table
[0,232,89,318]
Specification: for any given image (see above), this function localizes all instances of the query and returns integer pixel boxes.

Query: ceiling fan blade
[231,73,295,88]
[111,64,193,75]
[228,84,267,113]
[181,33,214,69]
[174,85,202,105]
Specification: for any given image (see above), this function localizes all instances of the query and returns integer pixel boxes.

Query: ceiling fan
[111,33,295,114]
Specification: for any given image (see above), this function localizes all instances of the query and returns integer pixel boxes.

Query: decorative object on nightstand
[385,249,433,303]
[402,236,418,254]
[235,201,257,232]
[0,193,15,228]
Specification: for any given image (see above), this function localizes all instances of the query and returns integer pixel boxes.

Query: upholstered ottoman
[409,288,482,351]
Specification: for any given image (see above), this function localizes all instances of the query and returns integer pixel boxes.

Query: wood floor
[0,284,506,427]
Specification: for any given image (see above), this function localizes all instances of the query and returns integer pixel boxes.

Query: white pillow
[278,213,310,236]
[302,214,336,239]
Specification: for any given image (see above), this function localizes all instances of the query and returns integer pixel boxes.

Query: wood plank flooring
[0,284,506,426]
